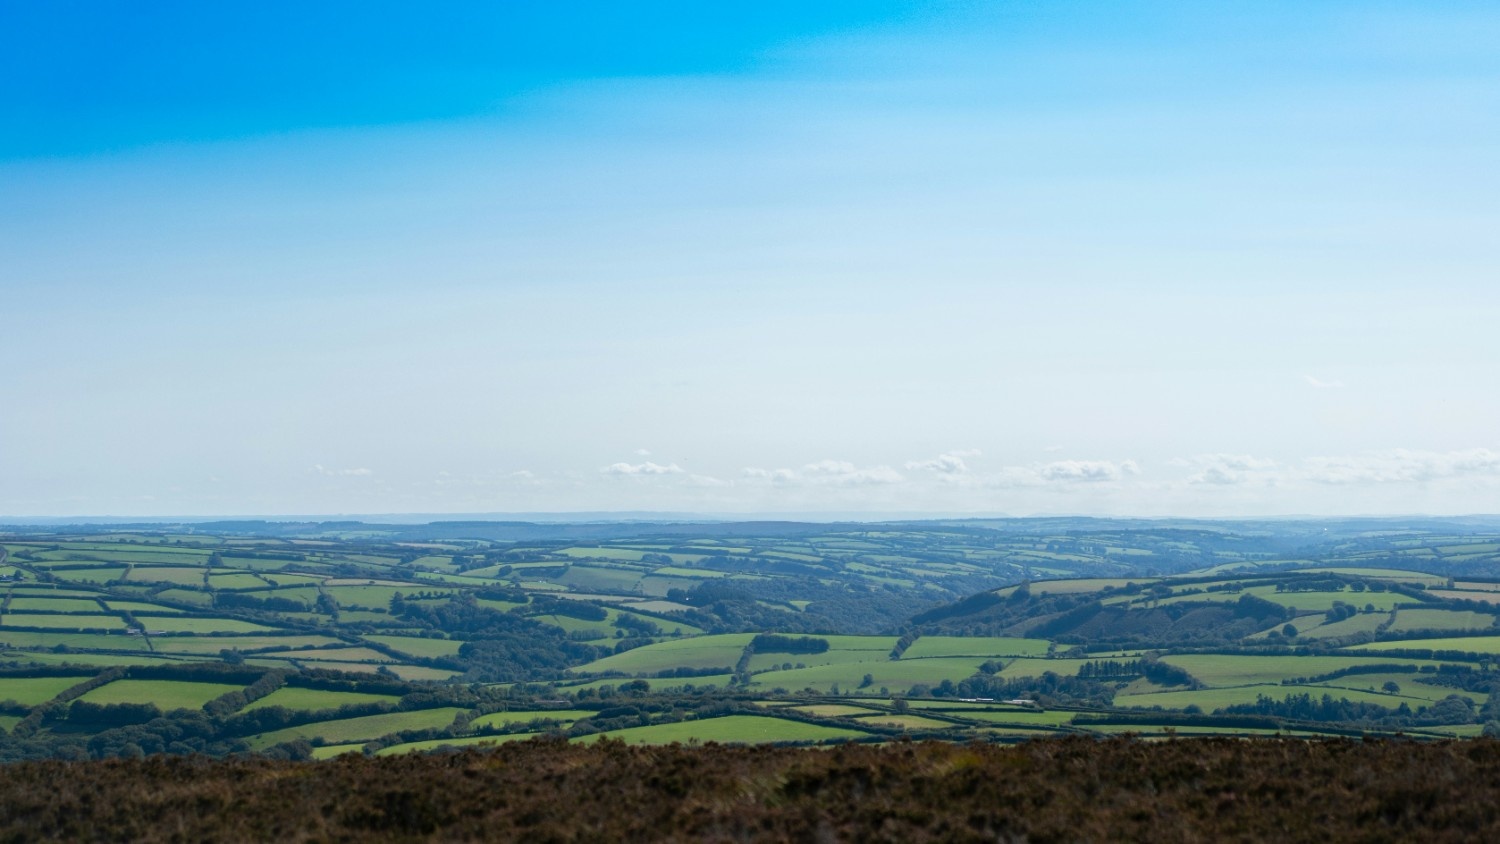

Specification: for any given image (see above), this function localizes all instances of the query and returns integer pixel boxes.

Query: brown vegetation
[1,737,1499,841]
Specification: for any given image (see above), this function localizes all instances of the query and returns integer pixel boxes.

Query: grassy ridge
[1,738,1499,841]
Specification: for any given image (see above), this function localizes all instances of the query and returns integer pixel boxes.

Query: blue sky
[2,1,1498,518]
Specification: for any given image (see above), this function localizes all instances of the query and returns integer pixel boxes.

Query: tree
[1282,624,1298,638]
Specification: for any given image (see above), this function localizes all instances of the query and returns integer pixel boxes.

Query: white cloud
[601,461,684,476]
[742,460,903,486]
[313,465,372,477]
[1302,448,1500,485]
[508,469,536,480]
[1037,459,1140,483]
[742,467,797,483]
[634,448,651,456]
[1176,454,1279,486]
[905,449,981,475]
[1304,374,1346,389]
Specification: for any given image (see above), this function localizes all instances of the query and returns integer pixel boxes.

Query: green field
[126,567,208,586]
[1349,636,1500,655]
[6,597,103,612]
[1387,609,1498,633]
[787,704,881,717]
[1287,612,1389,639]
[364,635,466,659]
[0,675,91,706]
[470,709,597,730]
[103,600,185,615]
[2,651,199,668]
[1116,683,1435,712]
[374,732,541,756]
[747,657,988,694]
[141,617,279,634]
[900,636,1049,659]
[246,707,467,749]
[577,715,870,745]
[1,614,127,631]
[78,679,247,709]
[1241,586,1410,612]
[1159,654,1463,686]
[850,714,952,730]
[746,645,893,673]
[241,686,401,713]
[930,709,1077,727]
[148,635,343,655]
[571,633,755,675]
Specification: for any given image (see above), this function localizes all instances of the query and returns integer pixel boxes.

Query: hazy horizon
[4,2,1498,518]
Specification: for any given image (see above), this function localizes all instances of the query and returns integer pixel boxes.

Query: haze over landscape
[5,1,1499,519]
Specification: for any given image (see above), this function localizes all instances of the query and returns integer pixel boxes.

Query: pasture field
[147,635,342,655]
[309,743,366,759]
[0,675,90,706]
[995,658,1097,679]
[1115,684,1428,712]
[149,635,340,653]
[555,566,646,592]
[900,636,1049,659]
[849,714,953,730]
[470,709,597,730]
[246,707,467,749]
[1349,636,1500,655]
[2,614,128,631]
[381,665,464,682]
[747,657,988,694]
[257,572,325,586]
[578,715,871,745]
[1387,609,1498,633]
[1430,590,1500,604]
[276,647,393,664]
[746,646,891,673]
[620,599,694,614]
[1159,654,1465,686]
[103,600,185,614]
[47,568,125,583]
[6,597,104,612]
[126,568,207,586]
[206,573,269,589]
[787,704,881,717]
[241,687,401,713]
[141,617,279,634]
[326,585,444,609]
[1,650,200,668]
[78,679,247,709]
[932,709,1077,727]
[571,633,756,675]
[1313,673,1488,705]
[154,589,212,606]
[1299,568,1447,584]
[364,635,466,659]
[7,587,100,598]
[999,578,1146,596]
[1241,587,1410,612]
[1287,612,1389,638]
[279,660,383,675]
[557,674,736,694]
[374,732,541,756]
